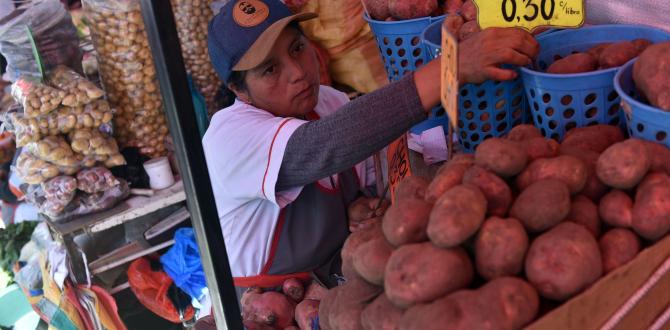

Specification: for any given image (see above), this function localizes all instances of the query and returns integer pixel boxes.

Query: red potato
[361,294,403,330]
[638,171,670,192]
[642,140,670,174]
[318,288,338,330]
[567,195,601,238]
[525,222,603,301]
[462,165,512,217]
[459,20,481,41]
[388,0,438,20]
[304,282,328,301]
[475,137,528,177]
[461,0,477,21]
[282,278,304,302]
[362,0,390,20]
[295,299,320,330]
[331,305,364,330]
[425,162,469,202]
[632,38,653,53]
[384,242,473,308]
[547,53,598,74]
[521,137,560,161]
[242,289,296,329]
[341,222,383,279]
[444,0,464,14]
[474,217,529,280]
[516,155,588,194]
[632,180,670,241]
[505,124,542,142]
[586,43,612,59]
[599,228,641,274]
[634,42,670,111]
[558,146,608,202]
[329,277,382,330]
[479,277,540,330]
[285,327,300,330]
[383,177,433,246]
[427,184,487,247]
[510,179,571,233]
[599,41,639,69]
[596,139,651,189]
[560,124,625,154]
[598,190,633,228]
[352,237,394,285]
[443,14,465,39]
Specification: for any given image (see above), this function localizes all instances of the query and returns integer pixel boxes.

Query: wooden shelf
[89,239,175,275]
[47,180,186,236]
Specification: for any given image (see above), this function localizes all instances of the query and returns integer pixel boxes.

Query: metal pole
[138,1,243,329]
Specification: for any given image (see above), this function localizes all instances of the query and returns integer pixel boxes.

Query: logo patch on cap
[233,0,270,27]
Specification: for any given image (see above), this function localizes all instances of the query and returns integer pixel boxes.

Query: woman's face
[235,27,320,117]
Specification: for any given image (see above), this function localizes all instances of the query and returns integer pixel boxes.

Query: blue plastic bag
[160,228,207,300]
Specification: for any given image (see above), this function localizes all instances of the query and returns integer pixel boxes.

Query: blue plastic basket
[422,20,529,152]
[615,59,670,147]
[520,24,670,140]
[365,14,450,136]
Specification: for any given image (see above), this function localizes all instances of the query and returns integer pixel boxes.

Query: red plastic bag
[128,256,196,324]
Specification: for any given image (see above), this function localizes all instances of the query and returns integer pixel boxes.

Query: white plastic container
[143,157,175,190]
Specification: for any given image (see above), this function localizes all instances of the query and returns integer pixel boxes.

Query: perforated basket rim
[421,19,443,53]
[363,13,446,26]
[520,24,670,78]
[614,58,669,116]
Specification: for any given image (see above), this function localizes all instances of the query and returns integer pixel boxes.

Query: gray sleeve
[276,73,427,191]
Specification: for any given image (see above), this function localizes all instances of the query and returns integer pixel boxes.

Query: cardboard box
[527,234,670,330]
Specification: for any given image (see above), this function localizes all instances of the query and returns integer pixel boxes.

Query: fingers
[496,48,533,67]
[483,27,540,59]
[485,66,518,81]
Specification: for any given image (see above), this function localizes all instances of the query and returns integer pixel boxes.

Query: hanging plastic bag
[128,256,196,324]
[0,0,82,82]
[48,65,105,107]
[11,76,65,117]
[160,228,207,300]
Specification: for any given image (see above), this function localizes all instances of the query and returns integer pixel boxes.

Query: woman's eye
[263,65,275,75]
[294,42,305,53]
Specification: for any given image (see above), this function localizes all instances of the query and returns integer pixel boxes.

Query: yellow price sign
[440,23,459,131]
[473,0,585,32]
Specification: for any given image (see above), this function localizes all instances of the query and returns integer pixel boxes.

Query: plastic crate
[615,58,670,147]
[520,24,670,140]
[422,20,529,152]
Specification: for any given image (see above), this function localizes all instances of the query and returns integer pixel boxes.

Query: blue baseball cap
[208,0,317,83]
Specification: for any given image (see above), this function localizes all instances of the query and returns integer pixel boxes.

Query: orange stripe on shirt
[262,118,294,199]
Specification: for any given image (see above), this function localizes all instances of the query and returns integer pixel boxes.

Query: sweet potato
[475,137,528,177]
[295,299,320,330]
[642,140,670,174]
[599,41,638,69]
[283,278,304,302]
[427,184,487,247]
[443,14,465,39]
[633,42,670,111]
[566,195,600,238]
[547,53,598,74]
[341,222,383,279]
[304,282,328,301]
[444,0,464,14]
[632,38,653,53]
[599,228,641,274]
[474,217,528,280]
[384,242,473,308]
[632,179,670,240]
[521,137,559,161]
[242,289,296,329]
[461,0,476,21]
[388,0,437,20]
[510,179,571,233]
[458,20,480,41]
[586,43,611,59]
[516,155,588,194]
[505,124,542,141]
[425,162,469,202]
[383,176,432,246]
[362,0,390,20]
[596,139,650,189]
[525,222,603,301]
[598,189,633,228]
[479,277,540,329]
[352,237,394,285]
[559,146,608,202]
[462,165,512,217]
[361,294,403,330]
[560,124,625,154]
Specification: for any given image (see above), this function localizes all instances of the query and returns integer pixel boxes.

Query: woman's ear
[228,83,252,104]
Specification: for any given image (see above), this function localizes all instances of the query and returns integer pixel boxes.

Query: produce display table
[45,181,187,284]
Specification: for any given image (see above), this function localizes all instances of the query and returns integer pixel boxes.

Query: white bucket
[143,157,175,190]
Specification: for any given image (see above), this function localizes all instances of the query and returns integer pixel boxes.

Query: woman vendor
[203,0,538,297]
